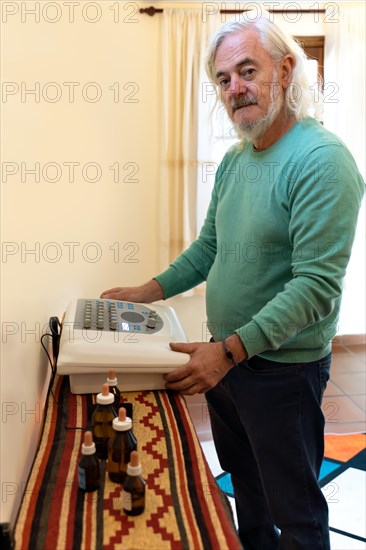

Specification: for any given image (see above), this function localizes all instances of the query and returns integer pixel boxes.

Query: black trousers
[205,354,331,550]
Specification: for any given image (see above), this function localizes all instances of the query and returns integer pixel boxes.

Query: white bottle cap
[81,431,96,455]
[113,407,132,431]
[96,383,114,405]
[126,450,142,476]
[107,369,118,386]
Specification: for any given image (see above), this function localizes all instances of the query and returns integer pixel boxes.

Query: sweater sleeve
[154,183,218,299]
[236,144,365,358]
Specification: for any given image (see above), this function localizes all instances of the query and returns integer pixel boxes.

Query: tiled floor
[324,342,366,435]
[166,294,366,550]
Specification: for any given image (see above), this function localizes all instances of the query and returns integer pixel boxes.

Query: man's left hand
[164,341,234,395]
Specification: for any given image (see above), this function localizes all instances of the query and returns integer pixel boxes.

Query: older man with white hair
[102,11,365,549]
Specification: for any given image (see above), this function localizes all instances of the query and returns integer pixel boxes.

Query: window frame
[295,36,324,83]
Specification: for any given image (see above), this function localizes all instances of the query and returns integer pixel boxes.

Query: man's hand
[100,279,164,303]
[164,341,235,395]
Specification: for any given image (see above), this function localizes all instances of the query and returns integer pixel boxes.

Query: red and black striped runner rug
[14,375,241,550]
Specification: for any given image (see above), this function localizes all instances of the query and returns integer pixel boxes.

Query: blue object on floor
[216,458,352,498]
[319,459,341,481]
[216,472,234,498]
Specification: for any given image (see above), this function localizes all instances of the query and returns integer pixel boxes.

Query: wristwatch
[222,339,237,368]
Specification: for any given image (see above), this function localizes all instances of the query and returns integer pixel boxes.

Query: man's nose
[221,78,248,103]
[225,75,248,97]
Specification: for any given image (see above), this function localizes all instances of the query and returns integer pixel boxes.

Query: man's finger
[169,342,197,354]
[164,364,192,383]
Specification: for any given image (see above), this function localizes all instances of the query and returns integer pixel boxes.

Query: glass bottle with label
[91,383,117,459]
[78,431,100,492]
[122,450,146,516]
[107,407,137,483]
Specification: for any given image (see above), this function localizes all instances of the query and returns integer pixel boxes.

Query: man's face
[214,29,287,141]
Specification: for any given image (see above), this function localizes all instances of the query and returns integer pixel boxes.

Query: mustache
[231,96,258,111]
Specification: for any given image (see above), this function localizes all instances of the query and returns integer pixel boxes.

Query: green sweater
[155,118,365,362]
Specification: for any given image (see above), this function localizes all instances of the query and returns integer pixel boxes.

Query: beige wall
[1,1,163,525]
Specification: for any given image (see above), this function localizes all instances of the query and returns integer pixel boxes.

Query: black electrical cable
[40,333,55,374]
[41,316,61,404]
[49,316,61,361]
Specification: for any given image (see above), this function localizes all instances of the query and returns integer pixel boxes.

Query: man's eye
[242,68,255,78]
[219,78,230,87]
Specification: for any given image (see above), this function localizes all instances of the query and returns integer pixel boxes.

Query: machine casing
[57,299,189,393]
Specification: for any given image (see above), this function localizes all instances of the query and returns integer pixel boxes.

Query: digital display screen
[121,322,130,332]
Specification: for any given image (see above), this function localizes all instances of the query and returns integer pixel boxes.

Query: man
[102,12,365,549]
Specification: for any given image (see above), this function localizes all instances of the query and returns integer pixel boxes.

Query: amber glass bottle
[78,431,100,492]
[91,384,117,459]
[106,369,121,411]
[107,407,137,483]
[122,450,146,516]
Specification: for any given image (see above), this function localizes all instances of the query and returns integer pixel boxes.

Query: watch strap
[222,340,237,368]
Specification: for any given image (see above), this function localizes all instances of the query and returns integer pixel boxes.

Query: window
[295,36,324,83]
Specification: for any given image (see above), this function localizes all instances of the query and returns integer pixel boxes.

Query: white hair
[205,11,323,124]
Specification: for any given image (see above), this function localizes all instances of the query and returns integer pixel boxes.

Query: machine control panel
[74,299,164,334]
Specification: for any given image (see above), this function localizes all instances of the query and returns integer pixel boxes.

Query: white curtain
[323,3,365,177]
[324,3,365,335]
[160,9,220,268]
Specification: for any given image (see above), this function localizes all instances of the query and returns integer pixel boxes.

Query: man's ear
[279,54,295,89]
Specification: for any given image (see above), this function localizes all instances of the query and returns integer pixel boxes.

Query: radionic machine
[57,299,189,393]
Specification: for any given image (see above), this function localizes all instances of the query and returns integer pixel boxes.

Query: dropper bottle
[122,450,146,515]
[106,369,121,410]
[107,407,137,483]
[91,383,117,459]
[78,431,100,492]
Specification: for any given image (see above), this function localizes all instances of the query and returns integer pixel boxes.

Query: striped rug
[14,375,241,550]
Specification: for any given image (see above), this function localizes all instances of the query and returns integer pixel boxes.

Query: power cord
[40,316,61,403]
[41,318,89,430]
[49,316,61,362]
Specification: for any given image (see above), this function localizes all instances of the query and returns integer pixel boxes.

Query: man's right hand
[100,279,164,303]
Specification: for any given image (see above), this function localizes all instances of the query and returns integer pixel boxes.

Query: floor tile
[322,395,366,432]
[326,421,366,435]
[345,344,366,361]
[201,440,222,477]
[185,402,211,428]
[324,380,345,397]
[228,496,238,528]
[330,372,366,395]
[196,430,215,442]
[324,468,366,539]
[329,531,366,549]
[217,472,234,497]
[352,394,366,412]
[324,434,366,462]
[331,353,365,373]
[184,393,206,405]
[319,459,342,481]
